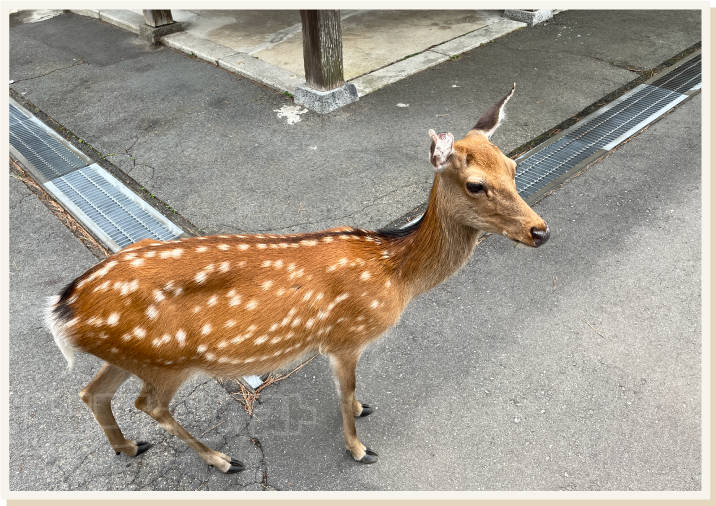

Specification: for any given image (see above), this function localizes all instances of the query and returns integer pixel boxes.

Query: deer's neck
[387,175,481,300]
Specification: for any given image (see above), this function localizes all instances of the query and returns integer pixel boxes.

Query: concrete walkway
[8,9,702,494]
[66,9,528,97]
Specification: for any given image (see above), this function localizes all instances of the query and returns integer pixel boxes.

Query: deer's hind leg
[134,372,245,474]
[79,362,151,457]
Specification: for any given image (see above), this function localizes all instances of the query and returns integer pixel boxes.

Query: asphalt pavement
[8,9,702,493]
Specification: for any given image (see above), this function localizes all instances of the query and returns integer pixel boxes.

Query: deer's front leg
[328,352,378,464]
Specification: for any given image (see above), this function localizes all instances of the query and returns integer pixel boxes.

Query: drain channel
[9,97,185,252]
[514,51,700,204]
[45,165,183,252]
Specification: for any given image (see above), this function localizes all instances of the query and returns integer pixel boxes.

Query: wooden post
[300,10,345,92]
[142,10,174,28]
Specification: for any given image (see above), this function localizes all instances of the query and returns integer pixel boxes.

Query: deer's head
[428,84,550,248]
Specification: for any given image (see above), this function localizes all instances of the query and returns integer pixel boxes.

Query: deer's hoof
[358,403,374,417]
[226,459,245,473]
[135,441,152,456]
[359,449,379,464]
[115,441,152,456]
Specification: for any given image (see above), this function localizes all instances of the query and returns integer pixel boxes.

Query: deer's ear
[429,129,454,172]
[471,83,515,139]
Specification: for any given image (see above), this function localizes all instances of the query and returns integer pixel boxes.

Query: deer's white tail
[45,294,76,370]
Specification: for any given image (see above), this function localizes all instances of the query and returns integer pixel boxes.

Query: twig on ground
[581,317,611,340]
[230,354,319,416]
[199,420,226,437]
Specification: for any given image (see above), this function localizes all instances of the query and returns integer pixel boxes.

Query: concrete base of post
[293,82,359,114]
[503,9,553,26]
[139,22,183,44]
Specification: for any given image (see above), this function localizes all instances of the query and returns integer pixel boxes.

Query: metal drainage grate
[10,119,90,181]
[515,51,700,202]
[10,103,29,126]
[44,164,184,252]
[650,53,701,94]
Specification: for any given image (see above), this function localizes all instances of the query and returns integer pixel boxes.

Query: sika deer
[47,84,549,472]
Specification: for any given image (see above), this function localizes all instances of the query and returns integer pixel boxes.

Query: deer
[46,84,549,474]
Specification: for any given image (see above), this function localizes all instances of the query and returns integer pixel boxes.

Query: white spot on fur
[207,295,218,306]
[195,271,207,284]
[300,240,317,246]
[261,260,272,268]
[152,335,168,347]
[146,305,158,319]
[219,261,231,272]
[153,289,165,303]
[224,320,236,328]
[175,329,186,346]
[106,313,120,326]
[246,299,258,310]
[229,295,242,307]
[197,344,208,353]
[360,271,371,281]
[257,244,267,249]
[218,244,230,251]
[238,244,249,251]
[93,280,110,293]
[201,323,212,335]
[261,280,274,291]
[370,300,379,309]
[87,316,104,327]
[197,246,208,253]
[131,258,144,267]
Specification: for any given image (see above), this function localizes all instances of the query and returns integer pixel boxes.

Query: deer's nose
[531,225,550,247]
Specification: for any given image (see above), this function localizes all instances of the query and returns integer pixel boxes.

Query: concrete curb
[351,51,450,97]
[218,52,303,95]
[163,31,237,65]
[431,18,526,57]
[96,9,144,34]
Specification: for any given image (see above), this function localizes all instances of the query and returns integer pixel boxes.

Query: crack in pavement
[11,59,87,84]
[218,180,429,234]
[498,42,647,75]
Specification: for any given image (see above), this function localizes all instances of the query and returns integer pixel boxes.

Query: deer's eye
[466,182,485,194]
